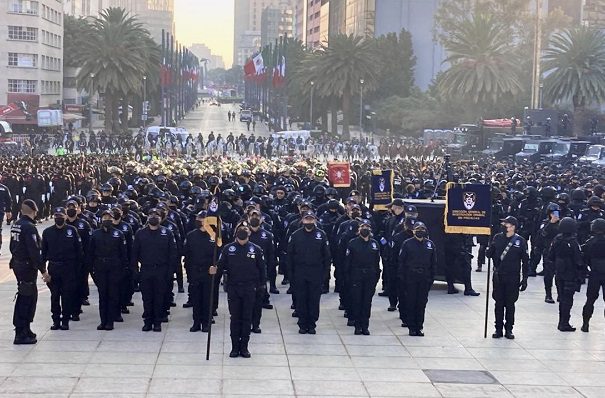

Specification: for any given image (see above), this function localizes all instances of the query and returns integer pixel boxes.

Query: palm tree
[543,26,605,112]
[74,7,157,132]
[310,34,381,138]
[437,14,523,111]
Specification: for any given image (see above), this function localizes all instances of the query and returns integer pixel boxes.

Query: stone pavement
[1,221,605,397]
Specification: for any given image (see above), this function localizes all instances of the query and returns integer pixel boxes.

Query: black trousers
[543,258,556,296]
[190,276,212,326]
[119,268,134,308]
[583,273,605,320]
[94,267,120,326]
[404,274,432,331]
[350,273,377,329]
[492,274,520,331]
[252,286,266,329]
[477,235,489,266]
[12,266,38,328]
[227,284,255,340]
[397,276,407,322]
[75,264,89,315]
[556,276,576,326]
[387,265,399,307]
[48,262,77,323]
[294,276,322,329]
[140,266,168,325]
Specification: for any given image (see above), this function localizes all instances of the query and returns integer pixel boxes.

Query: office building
[1,0,64,126]
[261,5,294,47]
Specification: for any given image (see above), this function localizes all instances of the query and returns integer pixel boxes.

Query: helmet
[558,217,577,234]
[412,221,427,231]
[556,193,570,206]
[313,185,326,196]
[179,180,193,193]
[149,187,164,199]
[525,186,538,199]
[588,196,603,206]
[326,187,338,198]
[190,186,203,197]
[546,202,560,213]
[100,183,113,193]
[591,218,605,234]
[253,184,266,196]
[539,186,557,202]
[208,176,220,186]
[571,188,586,202]
[222,189,237,201]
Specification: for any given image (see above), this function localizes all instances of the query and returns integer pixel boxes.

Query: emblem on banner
[463,192,476,210]
[378,177,386,192]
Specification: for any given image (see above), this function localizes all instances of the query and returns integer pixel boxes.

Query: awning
[63,113,86,122]
[483,119,514,128]
[0,121,11,134]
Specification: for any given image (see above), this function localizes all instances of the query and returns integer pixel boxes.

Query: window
[41,80,60,95]
[8,79,37,93]
[8,0,38,14]
[8,26,37,41]
[8,53,37,67]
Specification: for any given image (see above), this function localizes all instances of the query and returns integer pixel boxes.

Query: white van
[145,126,190,144]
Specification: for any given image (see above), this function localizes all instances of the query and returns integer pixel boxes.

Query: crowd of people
[3,146,605,358]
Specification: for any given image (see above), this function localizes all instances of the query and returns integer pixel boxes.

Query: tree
[373,29,416,100]
[63,16,92,67]
[310,34,381,138]
[72,7,159,132]
[543,26,605,112]
[437,13,523,115]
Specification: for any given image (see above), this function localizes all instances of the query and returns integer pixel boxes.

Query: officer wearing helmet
[555,193,575,219]
[486,216,529,339]
[536,203,561,304]
[578,196,604,244]
[548,217,585,332]
[343,219,381,335]
[398,222,436,336]
[580,218,605,332]
[518,187,542,276]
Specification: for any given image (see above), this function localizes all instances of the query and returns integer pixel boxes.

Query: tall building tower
[1,0,64,127]
[233,0,294,66]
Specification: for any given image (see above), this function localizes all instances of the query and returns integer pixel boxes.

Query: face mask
[195,220,204,229]
[148,217,160,227]
[303,223,315,231]
[351,211,361,219]
[414,230,427,239]
[359,229,371,238]
[249,218,261,228]
[236,230,249,240]
[66,208,77,218]
[102,220,113,229]
[54,217,65,227]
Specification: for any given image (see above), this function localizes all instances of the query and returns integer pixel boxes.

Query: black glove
[519,279,528,292]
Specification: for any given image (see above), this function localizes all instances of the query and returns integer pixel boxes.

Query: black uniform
[67,217,92,316]
[287,227,331,331]
[486,233,529,333]
[578,208,605,244]
[114,221,134,311]
[0,182,12,246]
[389,228,412,320]
[10,215,45,335]
[398,237,436,334]
[548,233,584,329]
[41,224,83,326]
[218,241,266,350]
[183,228,216,329]
[87,227,128,328]
[582,233,605,328]
[536,220,559,299]
[132,226,178,328]
[249,227,275,330]
[344,237,381,330]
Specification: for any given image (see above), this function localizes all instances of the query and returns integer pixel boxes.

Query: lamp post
[359,79,364,140]
[143,75,147,129]
[310,81,314,129]
[89,73,94,134]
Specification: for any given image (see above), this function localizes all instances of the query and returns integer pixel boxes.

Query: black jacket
[218,241,265,287]
[287,227,331,281]
[487,233,529,280]
[398,237,437,279]
[9,215,44,272]
[132,226,178,271]
[41,224,83,265]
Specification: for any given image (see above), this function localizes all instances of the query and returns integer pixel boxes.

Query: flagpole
[161,29,166,126]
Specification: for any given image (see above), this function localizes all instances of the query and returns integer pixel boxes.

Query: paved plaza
[0,219,604,397]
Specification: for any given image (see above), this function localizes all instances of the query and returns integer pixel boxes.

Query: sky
[174,0,234,68]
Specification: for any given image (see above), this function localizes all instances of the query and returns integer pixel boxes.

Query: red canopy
[483,118,517,128]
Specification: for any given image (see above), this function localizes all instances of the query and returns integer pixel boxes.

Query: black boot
[190,323,201,332]
[25,325,36,339]
[229,337,240,358]
[50,321,61,330]
[14,327,36,345]
[142,322,152,332]
[581,317,589,333]
[492,328,503,339]
[239,337,251,358]
[60,319,70,331]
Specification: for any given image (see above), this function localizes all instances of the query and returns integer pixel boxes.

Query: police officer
[536,203,560,304]
[287,211,331,334]
[248,209,275,333]
[398,222,436,336]
[344,220,381,335]
[65,199,92,318]
[183,211,216,332]
[381,199,405,298]
[110,207,134,318]
[0,179,12,253]
[548,217,585,332]
[218,223,266,358]
[578,196,604,244]
[132,208,178,332]
[41,207,83,331]
[580,218,605,332]
[87,210,128,331]
[486,216,529,339]
[10,200,50,345]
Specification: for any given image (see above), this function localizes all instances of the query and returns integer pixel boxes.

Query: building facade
[1,0,64,126]
[261,5,294,47]
[233,0,294,66]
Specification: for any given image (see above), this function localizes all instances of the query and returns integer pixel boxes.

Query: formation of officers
[6,156,605,358]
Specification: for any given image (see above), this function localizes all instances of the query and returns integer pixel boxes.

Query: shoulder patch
[514,240,521,247]
[113,231,119,237]
[228,245,236,253]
